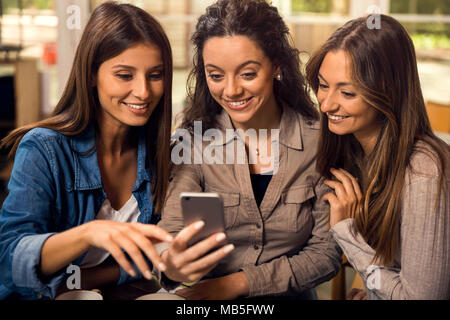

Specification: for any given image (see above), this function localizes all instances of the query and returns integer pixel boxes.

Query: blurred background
[0,0,449,299]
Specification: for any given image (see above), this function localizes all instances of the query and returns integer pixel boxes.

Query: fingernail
[129,269,137,277]
[224,244,235,254]
[195,221,205,230]
[216,233,226,242]
[166,235,174,242]
[158,262,167,272]
[145,270,153,280]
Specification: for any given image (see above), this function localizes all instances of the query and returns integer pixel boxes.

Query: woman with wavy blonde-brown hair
[306,14,449,300]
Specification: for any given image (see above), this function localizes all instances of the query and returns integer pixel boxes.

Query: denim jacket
[0,125,158,300]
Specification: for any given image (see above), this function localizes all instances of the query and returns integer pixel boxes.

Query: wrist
[80,220,95,248]
[228,272,249,298]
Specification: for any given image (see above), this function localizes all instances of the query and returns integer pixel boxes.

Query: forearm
[242,245,340,297]
[228,271,249,298]
[40,223,91,276]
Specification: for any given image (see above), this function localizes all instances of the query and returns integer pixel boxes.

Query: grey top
[331,141,450,300]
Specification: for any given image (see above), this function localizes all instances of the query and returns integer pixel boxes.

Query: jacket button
[306,120,313,126]
[256,223,261,229]
[254,244,259,250]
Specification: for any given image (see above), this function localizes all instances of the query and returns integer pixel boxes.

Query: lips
[224,97,253,111]
[327,114,349,121]
[123,102,149,110]
[122,102,150,115]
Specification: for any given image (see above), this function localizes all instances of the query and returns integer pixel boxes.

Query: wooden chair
[330,254,364,300]
[426,101,450,133]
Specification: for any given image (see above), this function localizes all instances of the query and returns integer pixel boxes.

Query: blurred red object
[42,42,57,66]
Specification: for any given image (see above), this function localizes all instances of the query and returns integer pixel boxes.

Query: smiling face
[202,35,280,130]
[95,42,164,129]
[317,50,381,152]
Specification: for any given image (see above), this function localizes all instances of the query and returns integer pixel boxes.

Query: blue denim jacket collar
[70,125,151,191]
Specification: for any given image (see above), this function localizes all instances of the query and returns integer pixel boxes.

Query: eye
[342,91,356,98]
[242,72,257,80]
[208,73,223,81]
[148,71,163,81]
[116,73,133,81]
[318,83,328,90]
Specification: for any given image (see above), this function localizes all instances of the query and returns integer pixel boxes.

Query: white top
[80,195,140,268]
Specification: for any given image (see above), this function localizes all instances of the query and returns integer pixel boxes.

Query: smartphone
[180,192,226,247]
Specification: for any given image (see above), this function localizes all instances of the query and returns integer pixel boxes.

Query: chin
[227,110,255,126]
[123,118,150,127]
[328,126,352,136]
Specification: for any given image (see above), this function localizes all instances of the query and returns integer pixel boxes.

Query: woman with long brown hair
[306,14,449,299]
[155,0,341,300]
[0,2,174,300]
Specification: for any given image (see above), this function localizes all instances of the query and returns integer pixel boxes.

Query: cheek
[205,81,222,99]
[97,78,125,101]
[364,108,380,125]
[152,82,165,99]
[316,90,325,106]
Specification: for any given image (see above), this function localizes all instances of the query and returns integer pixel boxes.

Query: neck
[354,130,380,156]
[96,114,133,157]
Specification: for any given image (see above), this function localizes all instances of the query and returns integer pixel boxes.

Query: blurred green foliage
[291,0,333,13]
[291,0,450,48]
[411,33,450,49]
[1,0,54,11]
[390,0,450,15]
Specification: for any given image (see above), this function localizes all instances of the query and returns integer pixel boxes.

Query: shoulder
[407,140,448,180]
[22,127,64,142]
[17,128,67,155]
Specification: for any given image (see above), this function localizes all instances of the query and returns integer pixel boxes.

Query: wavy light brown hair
[0,2,173,212]
[181,0,318,132]
[306,14,449,266]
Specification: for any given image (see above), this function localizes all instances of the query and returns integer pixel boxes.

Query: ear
[272,63,281,79]
[90,73,97,87]
[274,65,281,75]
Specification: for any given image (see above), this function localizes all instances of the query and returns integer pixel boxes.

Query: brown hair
[306,14,449,266]
[0,1,173,212]
[181,0,318,132]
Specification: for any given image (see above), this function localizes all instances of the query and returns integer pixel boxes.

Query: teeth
[125,103,147,110]
[328,115,348,120]
[228,99,249,107]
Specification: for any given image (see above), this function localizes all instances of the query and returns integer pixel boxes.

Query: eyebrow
[205,60,261,71]
[318,73,352,87]
[112,64,164,71]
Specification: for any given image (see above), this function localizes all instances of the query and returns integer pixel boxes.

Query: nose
[224,76,243,98]
[132,75,150,101]
[319,90,339,114]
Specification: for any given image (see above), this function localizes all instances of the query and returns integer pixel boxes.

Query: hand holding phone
[159,192,234,283]
[180,192,226,247]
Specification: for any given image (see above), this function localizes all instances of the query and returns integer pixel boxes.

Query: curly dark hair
[181,0,318,132]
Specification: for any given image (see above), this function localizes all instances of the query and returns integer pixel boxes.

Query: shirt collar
[71,125,150,191]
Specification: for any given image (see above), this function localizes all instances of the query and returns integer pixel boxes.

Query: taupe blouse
[158,106,342,297]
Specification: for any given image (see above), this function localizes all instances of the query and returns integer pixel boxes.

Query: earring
[275,73,282,81]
